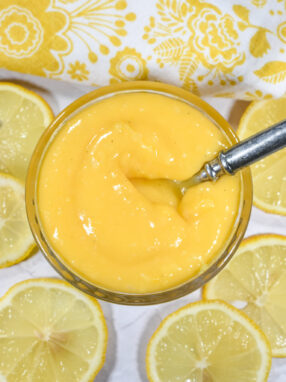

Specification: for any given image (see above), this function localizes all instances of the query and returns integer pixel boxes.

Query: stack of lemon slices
[146,234,286,382]
[0,83,108,381]
[204,235,286,358]
[0,83,53,268]
[146,98,286,382]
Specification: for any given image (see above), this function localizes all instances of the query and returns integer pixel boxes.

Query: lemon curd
[38,92,240,294]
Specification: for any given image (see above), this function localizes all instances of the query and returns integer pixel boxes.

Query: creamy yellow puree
[38,93,240,293]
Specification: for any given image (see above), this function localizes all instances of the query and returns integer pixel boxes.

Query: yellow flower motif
[109,47,148,83]
[251,0,267,7]
[244,90,273,100]
[277,21,286,44]
[67,0,136,64]
[187,2,245,74]
[67,61,89,81]
[0,6,43,58]
[0,0,70,77]
[143,0,245,91]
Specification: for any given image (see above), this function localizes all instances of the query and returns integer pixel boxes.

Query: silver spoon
[146,119,286,197]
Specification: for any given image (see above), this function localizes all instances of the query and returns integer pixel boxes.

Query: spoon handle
[220,119,286,174]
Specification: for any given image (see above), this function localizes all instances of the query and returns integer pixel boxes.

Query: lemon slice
[0,173,35,267]
[204,234,286,357]
[146,300,271,382]
[0,82,53,180]
[0,278,107,382]
[237,98,286,215]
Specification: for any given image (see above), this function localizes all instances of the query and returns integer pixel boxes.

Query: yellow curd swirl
[38,93,240,293]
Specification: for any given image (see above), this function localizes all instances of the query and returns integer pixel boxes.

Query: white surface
[0,69,286,381]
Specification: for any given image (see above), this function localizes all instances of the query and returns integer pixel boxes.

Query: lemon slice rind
[0,278,108,382]
[203,234,286,357]
[0,82,53,180]
[0,82,53,126]
[146,300,271,382]
[0,172,35,268]
[237,98,286,216]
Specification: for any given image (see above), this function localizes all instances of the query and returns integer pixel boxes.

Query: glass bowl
[26,81,252,305]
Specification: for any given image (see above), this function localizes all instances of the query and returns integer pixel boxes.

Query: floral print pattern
[67,61,89,81]
[0,0,285,99]
[109,47,148,83]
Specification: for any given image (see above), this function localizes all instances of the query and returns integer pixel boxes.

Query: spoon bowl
[146,119,286,197]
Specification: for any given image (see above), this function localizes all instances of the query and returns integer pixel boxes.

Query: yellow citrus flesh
[0,173,35,267]
[0,82,53,180]
[204,234,286,357]
[237,98,286,215]
[146,300,271,382]
[0,278,107,382]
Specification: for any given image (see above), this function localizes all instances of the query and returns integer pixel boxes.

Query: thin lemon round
[0,173,35,267]
[0,82,53,180]
[237,97,286,215]
[146,300,271,382]
[204,234,286,357]
[0,278,108,382]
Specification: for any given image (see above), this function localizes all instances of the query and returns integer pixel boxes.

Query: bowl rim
[26,81,253,305]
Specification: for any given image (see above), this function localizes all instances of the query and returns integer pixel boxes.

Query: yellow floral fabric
[0,0,285,99]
